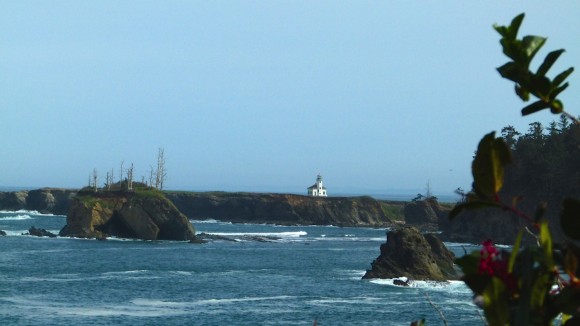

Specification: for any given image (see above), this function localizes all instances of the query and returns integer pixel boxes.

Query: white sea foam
[309,296,384,306]
[189,219,232,224]
[0,214,33,220]
[208,231,307,238]
[368,277,468,291]
[1,230,28,236]
[0,209,58,217]
[0,296,186,317]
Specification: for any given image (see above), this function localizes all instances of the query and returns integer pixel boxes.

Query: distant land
[0,186,460,204]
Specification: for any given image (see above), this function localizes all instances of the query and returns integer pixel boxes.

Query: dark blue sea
[0,210,481,325]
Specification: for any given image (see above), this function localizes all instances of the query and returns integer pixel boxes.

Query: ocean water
[0,210,481,325]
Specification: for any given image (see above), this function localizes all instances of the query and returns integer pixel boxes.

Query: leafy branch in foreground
[448,13,580,325]
[494,13,577,123]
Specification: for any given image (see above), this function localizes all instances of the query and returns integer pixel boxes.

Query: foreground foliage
[446,14,580,325]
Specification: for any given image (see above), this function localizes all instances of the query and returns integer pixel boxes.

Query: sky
[1,1,579,196]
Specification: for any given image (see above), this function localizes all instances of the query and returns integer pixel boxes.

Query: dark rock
[362,226,458,281]
[0,191,28,211]
[26,188,76,215]
[438,207,531,245]
[404,198,450,232]
[0,230,6,236]
[393,278,411,286]
[0,189,77,215]
[59,190,198,242]
[26,226,57,238]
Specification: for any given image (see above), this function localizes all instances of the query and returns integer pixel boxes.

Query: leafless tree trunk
[119,160,124,184]
[110,168,114,189]
[148,166,155,189]
[105,171,111,190]
[155,148,167,190]
[127,163,134,191]
[92,168,98,192]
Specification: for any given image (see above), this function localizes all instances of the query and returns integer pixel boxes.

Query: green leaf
[561,198,580,240]
[472,132,512,199]
[551,83,569,99]
[522,35,546,62]
[508,229,524,273]
[521,100,549,116]
[483,277,509,326]
[539,220,554,268]
[530,75,552,99]
[537,49,565,76]
[550,99,564,114]
[507,13,525,40]
[456,251,480,275]
[497,62,524,83]
[530,271,551,311]
[515,85,530,101]
[553,67,574,87]
[552,67,574,86]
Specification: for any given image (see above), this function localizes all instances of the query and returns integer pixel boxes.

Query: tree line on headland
[87,148,167,192]
[500,116,579,202]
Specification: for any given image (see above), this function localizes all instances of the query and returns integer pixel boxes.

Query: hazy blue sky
[2,1,579,196]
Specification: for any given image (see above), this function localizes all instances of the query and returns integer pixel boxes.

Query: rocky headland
[0,188,76,215]
[0,189,398,228]
[362,226,458,282]
[58,189,197,241]
[2,188,548,245]
[165,192,396,227]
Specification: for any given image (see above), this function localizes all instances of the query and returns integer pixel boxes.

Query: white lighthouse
[307,174,327,197]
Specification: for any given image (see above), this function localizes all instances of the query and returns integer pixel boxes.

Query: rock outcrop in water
[166,192,395,227]
[25,226,57,238]
[362,226,457,281]
[59,189,197,241]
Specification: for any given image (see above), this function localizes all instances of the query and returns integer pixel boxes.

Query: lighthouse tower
[307,174,327,197]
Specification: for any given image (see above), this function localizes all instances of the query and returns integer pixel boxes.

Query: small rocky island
[59,186,198,242]
[362,226,458,282]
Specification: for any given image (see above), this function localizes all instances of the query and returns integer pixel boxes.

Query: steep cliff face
[0,188,77,215]
[165,192,394,227]
[362,226,458,281]
[59,190,196,241]
[403,198,450,232]
[1,189,395,228]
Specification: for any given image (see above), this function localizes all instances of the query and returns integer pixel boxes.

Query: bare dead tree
[155,148,167,190]
[110,168,114,189]
[148,165,155,188]
[119,160,124,184]
[92,168,98,192]
[127,163,134,191]
[105,171,111,190]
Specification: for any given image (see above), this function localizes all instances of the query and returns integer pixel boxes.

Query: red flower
[479,239,499,275]
[478,239,517,291]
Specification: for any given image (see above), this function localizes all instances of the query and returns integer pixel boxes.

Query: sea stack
[59,187,197,241]
[362,226,457,281]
